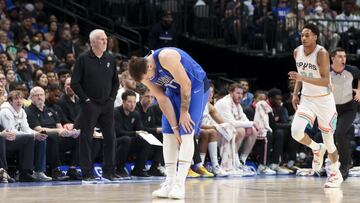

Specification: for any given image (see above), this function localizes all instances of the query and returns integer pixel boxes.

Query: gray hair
[89,29,105,43]
[30,86,45,98]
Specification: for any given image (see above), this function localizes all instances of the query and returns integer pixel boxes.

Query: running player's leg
[315,95,342,187]
[291,99,325,172]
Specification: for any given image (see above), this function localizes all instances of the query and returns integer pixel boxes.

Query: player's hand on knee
[179,112,195,133]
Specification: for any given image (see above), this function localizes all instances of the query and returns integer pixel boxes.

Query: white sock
[165,163,176,184]
[308,140,320,151]
[200,153,206,166]
[177,162,191,185]
[177,134,194,184]
[208,141,219,167]
[235,154,241,167]
[163,134,179,184]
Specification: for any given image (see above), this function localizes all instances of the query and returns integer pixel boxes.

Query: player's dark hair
[129,56,148,82]
[303,23,319,37]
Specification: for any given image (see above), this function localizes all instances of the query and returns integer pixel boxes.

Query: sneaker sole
[168,194,185,199]
[152,192,170,198]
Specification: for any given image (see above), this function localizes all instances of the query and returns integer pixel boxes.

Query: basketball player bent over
[129,47,209,199]
[288,23,343,188]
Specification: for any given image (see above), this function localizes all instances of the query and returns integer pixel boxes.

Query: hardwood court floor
[0,176,358,203]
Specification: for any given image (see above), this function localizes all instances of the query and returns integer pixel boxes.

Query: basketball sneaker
[194,166,214,178]
[187,168,200,178]
[152,181,174,198]
[168,182,185,199]
[312,143,326,173]
[324,162,343,188]
[212,165,228,177]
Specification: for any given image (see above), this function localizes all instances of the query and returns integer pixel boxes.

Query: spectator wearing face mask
[27,36,44,68]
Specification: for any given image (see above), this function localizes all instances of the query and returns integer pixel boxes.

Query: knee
[118,136,131,145]
[199,130,210,141]
[209,129,218,140]
[236,128,245,138]
[179,134,194,161]
[291,124,305,142]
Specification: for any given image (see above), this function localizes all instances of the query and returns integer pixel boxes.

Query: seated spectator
[239,78,254,106]
[57,69,71,91]
[114,70,139,107]
[57,78,80,123]
[46,72,59,86]
[0,30,13,52]
[54,29,80,62]
[34,73,48,90]
[43,55,57,73]
[56,53,76,72]
[114,90,151,178]
[45,84,81,180]
[0,128,19,183]
[282,79,296,117]
[14,57,33,89]
[26,86,73,181]
[136,88,165,176]
[44,21,59,46]
[27,36,45,68]
[12,82,31,107]
[12,13,33,46]
[198,86,232,176]
[245,90,277,175]
[0,90,51,182]
[214,83,259,175]
[267,88,299,172]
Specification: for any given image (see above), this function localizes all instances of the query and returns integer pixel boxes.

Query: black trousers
[116,136,151,172]
[335,100,357,172]
[149,133,164,165]
[268,129,286,164]
[283,128,299,163]
[46,132,79,169]
[0,135,34,172]
[79,100,116,176]
[193,136,202,165]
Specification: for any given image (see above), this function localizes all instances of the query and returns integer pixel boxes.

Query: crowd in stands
[1,0,360,184]
[209,0,360,53]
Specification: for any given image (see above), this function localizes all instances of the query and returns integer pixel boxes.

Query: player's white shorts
[293,93,337,133]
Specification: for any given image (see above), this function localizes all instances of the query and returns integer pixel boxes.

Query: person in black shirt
[45,84,81,180]
[330,47,360,180]
[148,10,178,49]
[267,88,298,172]
[58,77,80,123]
[26,86,72,181]
[71,29,119,183]
[136,88,164,176]
[114,90,151,177]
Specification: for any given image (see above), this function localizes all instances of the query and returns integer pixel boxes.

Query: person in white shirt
[214,83,259,171]
[288,23,342,188]
[114,70,139,107]
[0,90,51,182]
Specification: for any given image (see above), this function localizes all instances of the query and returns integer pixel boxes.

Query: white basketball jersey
[295,45,332,97]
